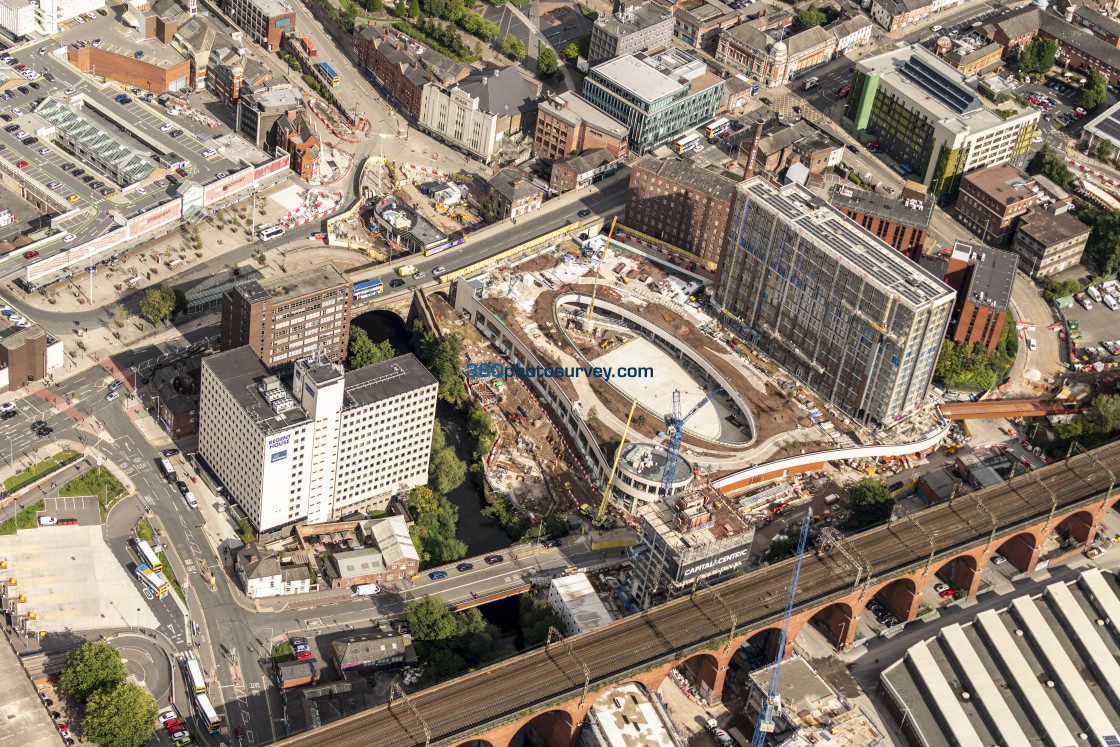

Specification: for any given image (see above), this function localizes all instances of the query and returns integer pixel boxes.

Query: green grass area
[60,466,127,521]
[3,449,80,492]
[579,3,598,18]
[0,500,45,535]
[136,517,156,543]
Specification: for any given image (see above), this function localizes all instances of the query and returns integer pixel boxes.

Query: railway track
[275,441,1120,747]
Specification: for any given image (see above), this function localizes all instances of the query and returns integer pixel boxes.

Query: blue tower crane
[658,388,723,499]
[750,508,812,747]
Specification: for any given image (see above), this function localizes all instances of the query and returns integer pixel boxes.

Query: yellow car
[67,194,80,203]
[1087,546,1108,559]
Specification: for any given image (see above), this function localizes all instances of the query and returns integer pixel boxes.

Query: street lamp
[135,608,140,633]
[378,133,386,192]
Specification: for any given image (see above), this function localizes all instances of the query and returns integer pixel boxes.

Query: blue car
[429,570,447,580]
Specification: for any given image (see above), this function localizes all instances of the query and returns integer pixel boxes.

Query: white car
[136,187,146,195]
[63,234,75,242]
[932,24,942,31]
[1029,338,1037,351]
[433,266,446,275]
[202,148,216,157]
[991,555,1006,565]
[158,712,179,725]
[160,123,174,132]
[15,130,25,138]
[37,516,57,526]
[0,402,14,411]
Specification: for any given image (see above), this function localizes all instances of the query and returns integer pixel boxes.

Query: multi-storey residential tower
[716,178,955,426]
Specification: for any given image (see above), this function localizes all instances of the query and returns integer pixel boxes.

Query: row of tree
[59,643,160,747]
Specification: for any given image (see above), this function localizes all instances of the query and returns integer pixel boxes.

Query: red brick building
[954,163,1038,246]
[354,25,468,121]
[986,8,1120,85]
[827,182,935,259]
[67,46,191,95]
[625,156,737,266]
[534,93,628,162]
[274,110,320,181]
[925,241,1018,352]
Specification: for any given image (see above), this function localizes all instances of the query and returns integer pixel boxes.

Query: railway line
[939,398,1083,419]
[275,441,1120,747]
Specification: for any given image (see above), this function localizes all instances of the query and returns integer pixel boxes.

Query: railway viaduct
[275,441,1120,747]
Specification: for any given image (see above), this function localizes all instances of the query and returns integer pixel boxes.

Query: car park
[21,137,37,146]
[2,124,15,132]
[16,86,27,94]
[15,130,25,138]
[91,180,104,188]
[81,175,94,183]
[60,162,73,171]
[71,168,84,177]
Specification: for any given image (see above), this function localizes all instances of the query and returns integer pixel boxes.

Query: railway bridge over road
[275,441,1120,747]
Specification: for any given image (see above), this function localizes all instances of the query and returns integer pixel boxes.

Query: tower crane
[658,388,724,499]
[750,509,813,747]
[594,398,638,527]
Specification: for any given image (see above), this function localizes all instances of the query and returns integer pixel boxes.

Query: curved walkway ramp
[711,422,951,494]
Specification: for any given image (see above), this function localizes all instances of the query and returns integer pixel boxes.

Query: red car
[176,167,188,177]
[24,250,37,258]
[164,719,183,731]
[295,649,312,660]
[17,160,27,168]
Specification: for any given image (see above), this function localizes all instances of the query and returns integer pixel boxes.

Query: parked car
[934,583,953,599]
[485,554,504,565]
[162,448,180,457]
[456,562,473,571]
[1087,546,1108,559]
[2,409,18,420]
[429,570,448,580]
[37,516,57,526]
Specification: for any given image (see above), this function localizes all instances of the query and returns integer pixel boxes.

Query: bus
[704,117,730,138]
[318,62,339,87]
[184,658,206,695]
[673,133,702,155]
[396,265,418,277]
[134,539,162,574]
[159,458,176,483]
[301,36,317,57]
[135,565,169,599]
[353,279,383,301]
[194,693,220,734]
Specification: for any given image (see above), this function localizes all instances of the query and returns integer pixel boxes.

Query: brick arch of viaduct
[455,496,1120,747]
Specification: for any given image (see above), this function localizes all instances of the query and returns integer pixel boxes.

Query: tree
[1018,38,1056,74]
[411,320,467,403]
[59,643,128,704]
[409,486,467,566]
[460,10,482,33]
[406,594,500,684]
[537,45,559,76]
[407,593,462,641]
[347,326,396,369]
[502,34,525,61]
[373,0,383,10]
[1095,394,1120,434]
[443,0,464,20]
[237,518,256,544]
[139,286,176,323]
[846,477,895,527]
[1081,68,1108,110]
[562,42,579,60]
[408,0,419,16]
[519,594,563,647]
[577,33,591,57]
[1028,143,1074,191]
[1099,139,1114,163]
[429,423,466,494]
[82,682,159,747]
[1081,206,1120,275]
[795,6,827,29]
[395,0,407,17]
[479,18,499,40]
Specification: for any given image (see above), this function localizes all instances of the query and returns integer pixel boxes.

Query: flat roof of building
[595,1,672,38]
[617,442,691,483]
[205,346,311,434]
[827,183,935,229]
[740,178,954,309]
[551,573,614,632]
[591,54,685,103]
[587,682,680,747]
[1017,205,1091,247]
[961,163,1035,206]
[261,263,350,301]
[856,45,1032,136]
[952,240,1017,310]
[343,353,437,410]
[880,568,1120,746]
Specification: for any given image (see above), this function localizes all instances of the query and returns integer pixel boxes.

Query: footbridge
[274,440,1120,747]
[939,398,1083,419]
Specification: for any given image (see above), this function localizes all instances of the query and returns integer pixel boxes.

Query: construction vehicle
[750,509,812,747]
[594,399,638,528]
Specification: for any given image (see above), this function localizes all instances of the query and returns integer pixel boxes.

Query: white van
[1105,294,1119,311]
[183,491,198,509]
[259,226,285,241]
[1088,285,1104,303]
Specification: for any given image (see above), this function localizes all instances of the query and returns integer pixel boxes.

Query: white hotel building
[199,347,438,530]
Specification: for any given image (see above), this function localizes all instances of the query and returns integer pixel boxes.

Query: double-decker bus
[704,117,730,138]
[352,278,383,301]
[135,565,169,599]
[318,62,339,87]
[134,539,162,574]
[673,133,701,155]
[184,658,206,695]
[194,693,220,734]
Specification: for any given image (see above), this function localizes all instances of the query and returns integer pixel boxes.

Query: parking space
[43,494,100,525]
[1061,280,1120,366]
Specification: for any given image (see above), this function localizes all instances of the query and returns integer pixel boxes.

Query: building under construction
[628,486,755,608]
[715,178,955,426]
